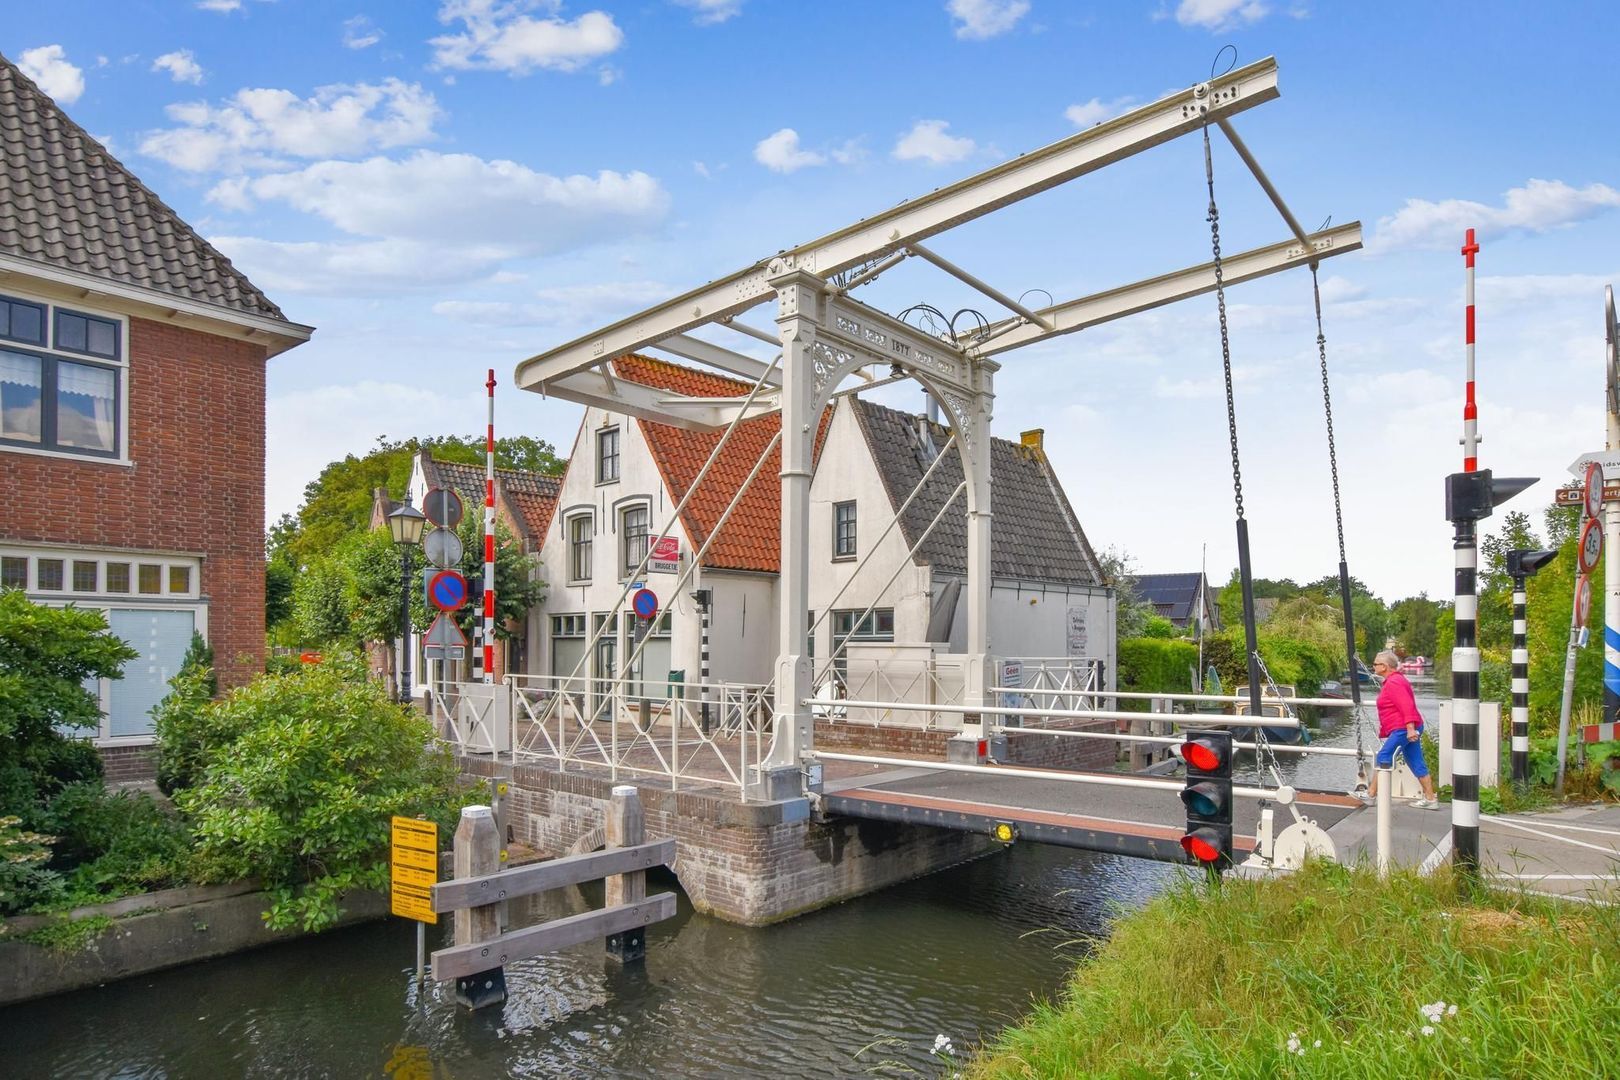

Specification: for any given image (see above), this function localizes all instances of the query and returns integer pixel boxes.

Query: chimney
[1020,429,1045,457]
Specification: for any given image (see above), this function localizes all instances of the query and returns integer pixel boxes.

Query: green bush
[152,632,230,797]
[1202,629,1332,699]
[1117,638,1199,710]
[0,815,63,914]
[39,783,193,903]
[177,652,472,931]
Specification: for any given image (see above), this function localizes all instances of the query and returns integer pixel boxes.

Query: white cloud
[1153,363,1275,400]
[152,50,205,85]
[343,15,384,49]
[1064,96,1136,127]
[597,65,620,86]
[431,0,623,74]
[197,0,242,10]
[693,161,711,178]
[17,45,85,104]
[947,0,1030,39]
[209,152,670,293]
[674,0,743,24]
[140,79,441,172]
[433,280,670,326]
[892,119,975,165]
[754,128,825,173]
[1374,179,1620,253]
[1174,0,1271,30]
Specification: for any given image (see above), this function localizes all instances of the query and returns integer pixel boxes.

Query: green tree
[1097,547,1153,641]
[1216,571,1300,629]
[152,632,222,797]
[0,593,136,820]
[289,557,352,646]
[178,653,472,931]
[452,513,544,641]
[1390,594,1443,659]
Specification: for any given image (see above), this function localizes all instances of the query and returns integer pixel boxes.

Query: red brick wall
[0,315,268,690]
[99,745,157,785]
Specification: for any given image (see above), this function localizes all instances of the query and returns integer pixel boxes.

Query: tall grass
[968,862,1620,1079]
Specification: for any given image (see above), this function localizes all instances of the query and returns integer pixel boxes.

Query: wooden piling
[451,805,508,1009]
[604,785,648,964]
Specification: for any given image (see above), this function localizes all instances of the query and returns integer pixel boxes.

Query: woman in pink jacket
[1364,649,1441,809]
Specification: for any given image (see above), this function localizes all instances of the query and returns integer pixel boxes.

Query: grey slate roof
[851,398,1103,586]
[0,52,287,321]
[423,455,563,545]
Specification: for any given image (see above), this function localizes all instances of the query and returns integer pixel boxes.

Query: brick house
[0,55,312,775]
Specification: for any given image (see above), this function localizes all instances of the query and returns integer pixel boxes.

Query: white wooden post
[452,805,507,1009]
[604,785,648,964]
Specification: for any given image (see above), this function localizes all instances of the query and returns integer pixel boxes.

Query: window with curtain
[568,515,593,581]
[0,296,123,460]
[621,505,649,578]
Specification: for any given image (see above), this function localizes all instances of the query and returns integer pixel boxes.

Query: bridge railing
[497,673,775,798]
[998,656,1106,726]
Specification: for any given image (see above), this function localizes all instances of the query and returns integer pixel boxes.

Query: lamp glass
[389,504,427,546]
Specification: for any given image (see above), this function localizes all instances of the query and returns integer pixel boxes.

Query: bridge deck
[824,765,1362,863]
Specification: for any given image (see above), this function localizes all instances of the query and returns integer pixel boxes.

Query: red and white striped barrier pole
[1462,227,1480,470]
[483,368,496,684]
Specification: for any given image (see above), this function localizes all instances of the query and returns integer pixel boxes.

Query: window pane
[138,564,162,594]
[56,313,86,353]
[169,566,191,593]
[1,298,45,345]
[105,609,195,737]
[0,350,42,443]
[1,555,26,589]
[54,361,116,452]
[86,318,117,358]
[106,562,130,592]
[38,558,64,590]
[597,428,620,482]
[72,560,97,592]
[623,507,648,575]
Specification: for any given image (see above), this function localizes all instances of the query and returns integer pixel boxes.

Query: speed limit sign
[1579,518,1605,575]
[1576,574,1593,629]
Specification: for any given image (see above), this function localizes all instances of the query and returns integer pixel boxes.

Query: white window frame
[566,512,594,583]
[596,426,620,485]
[0,286,131,466]
[2,543,206,745]
[619,502,650,580]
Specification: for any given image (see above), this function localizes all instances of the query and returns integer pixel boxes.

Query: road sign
[1579,517,1604,575]
[1576,574,1593,629]
[425,612,471,650]
[632,587,658,620]
[428,569,468,612]
[1585,461,1605,520]
[424,527,464,568]
[422,644,466,661]
[1557,482,1620,507]
[423,487,465,529]
[390,816,438,924]
[648,535,680,574]
[1567,451,1620,481]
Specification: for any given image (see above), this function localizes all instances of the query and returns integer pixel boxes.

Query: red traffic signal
[1181,734,1230,774]
[1181,827,1227,864]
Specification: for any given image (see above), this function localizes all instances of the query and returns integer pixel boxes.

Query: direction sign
[632,587,659,620]
[1557,482,1620,507]
[425,612,471,650]
[1585,461,1606,520]
[428,569,468,612]
[1568,451,1620,481]
[1576,574,1593,629]
[1579,517,1605,575]
[390,815,438,924]
[423,527,464,568]
[423,487,465,529]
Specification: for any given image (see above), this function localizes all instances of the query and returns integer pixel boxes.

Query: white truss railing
[998,656,1106,725]
[490,674,775,799]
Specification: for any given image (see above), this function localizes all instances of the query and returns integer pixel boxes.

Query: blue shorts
[1375,728,1429,778]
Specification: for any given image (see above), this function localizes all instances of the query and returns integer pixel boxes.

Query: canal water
[1,681,1432,1078]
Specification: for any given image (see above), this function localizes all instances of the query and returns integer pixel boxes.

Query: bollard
[452,805,507,1009]
[604,785,648,964]
[1375,766,1392,879]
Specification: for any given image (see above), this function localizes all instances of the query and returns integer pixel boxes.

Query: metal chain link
[1201,117,1245,521]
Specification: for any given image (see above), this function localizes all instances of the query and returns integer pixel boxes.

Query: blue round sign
[632,587,658,620]
[429,570,468,612]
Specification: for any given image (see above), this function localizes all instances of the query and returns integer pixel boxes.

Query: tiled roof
[1136,572,1215,625]
[0,52,287,321]
[614,354,824,573]
[425,457,563,545]
[852,398,1103,586]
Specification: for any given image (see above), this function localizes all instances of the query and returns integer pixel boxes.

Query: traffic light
[1179,729,1233,870]
[1445,469,1537,525]
[1506,548,1558,579]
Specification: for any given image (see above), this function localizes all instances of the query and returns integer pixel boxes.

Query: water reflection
[2,846,1184,1078]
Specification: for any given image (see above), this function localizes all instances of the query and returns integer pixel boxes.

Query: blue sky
[8,0,1620,603]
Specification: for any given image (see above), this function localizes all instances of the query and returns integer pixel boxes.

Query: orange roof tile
[613,355,827,573]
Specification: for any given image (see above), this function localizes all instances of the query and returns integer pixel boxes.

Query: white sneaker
[1410,798,1440,811]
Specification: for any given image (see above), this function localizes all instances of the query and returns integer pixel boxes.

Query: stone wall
[461,757,996,926]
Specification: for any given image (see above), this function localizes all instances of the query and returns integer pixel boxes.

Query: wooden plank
[431,838,675,913]
[430,893,677,981]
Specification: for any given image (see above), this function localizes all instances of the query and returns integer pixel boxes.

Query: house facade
[522,355,1114,707]
[0,55,311,774]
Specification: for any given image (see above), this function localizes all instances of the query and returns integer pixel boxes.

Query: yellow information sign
[390,815,438,924]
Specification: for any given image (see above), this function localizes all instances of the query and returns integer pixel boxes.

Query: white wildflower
[933,1034,954,1056]
[1421,1025,1435,1037]
[1448,1004,1458,1016]
[1313,1039,1321,1048]
[1286,1033,1301,1053]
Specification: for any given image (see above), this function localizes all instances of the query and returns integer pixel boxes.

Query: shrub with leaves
[152,632,229,796]
[177,653,472,931]
[41,783,194,903]
[0,815,62,914]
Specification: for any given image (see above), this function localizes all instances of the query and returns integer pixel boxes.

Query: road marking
[1486,816,1620,838]
[1482,814,1620,856]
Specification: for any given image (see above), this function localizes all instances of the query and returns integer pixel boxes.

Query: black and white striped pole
[695,588,712,734]
[1507,549,1557,790]
[1446,228,1538,872]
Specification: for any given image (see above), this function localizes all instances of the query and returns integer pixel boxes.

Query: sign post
[1557,464,1607,791]
[391,815,439,983]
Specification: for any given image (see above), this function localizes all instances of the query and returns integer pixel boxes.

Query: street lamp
[388,499,427,704]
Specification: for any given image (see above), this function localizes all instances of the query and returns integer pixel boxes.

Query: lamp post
[388,500,427,704]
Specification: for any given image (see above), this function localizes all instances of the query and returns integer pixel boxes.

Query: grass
[966,862,1620,1079]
